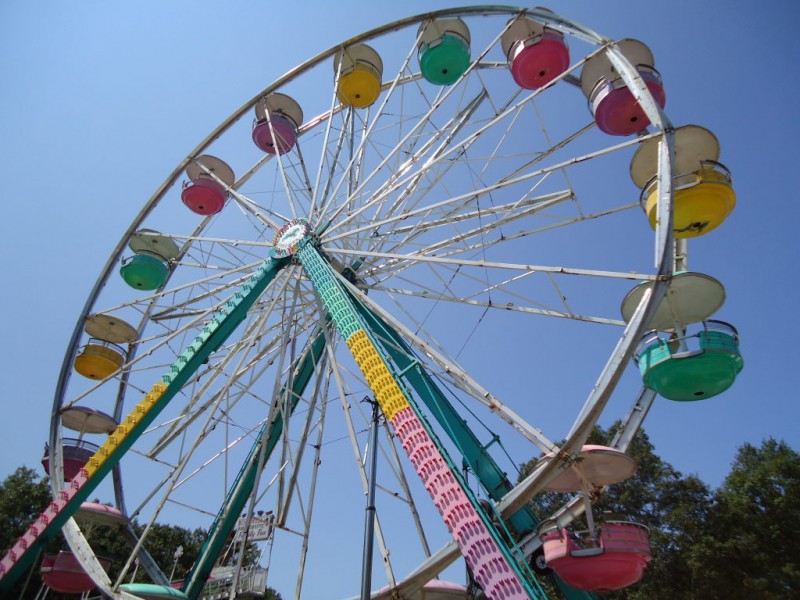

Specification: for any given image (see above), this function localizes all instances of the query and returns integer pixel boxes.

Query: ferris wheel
[0,6,742,600]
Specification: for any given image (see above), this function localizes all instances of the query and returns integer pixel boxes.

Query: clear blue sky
[1,1,798,598]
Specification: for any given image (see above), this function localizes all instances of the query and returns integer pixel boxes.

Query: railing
[43,438,101,459]
[200,566,268,599]
[507,28,566,63]
[81,338,126,355]
[640,159,733,204]
[634,319,740,366]
[588,64,662,105]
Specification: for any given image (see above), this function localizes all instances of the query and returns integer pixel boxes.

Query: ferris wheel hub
[271,218,312,258]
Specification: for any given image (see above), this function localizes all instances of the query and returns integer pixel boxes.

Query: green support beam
[350,292,596,600]
[0,257,285,593]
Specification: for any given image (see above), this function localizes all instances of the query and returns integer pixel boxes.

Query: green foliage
[0,467,73,599]
[0,466,52,556]
[4,434,798,600]
[520,429,800,600]
[86,518,208,585]
[686,438,800,599]
[264,587,284,600]
[583,427,712,599]
[0,466,282,599]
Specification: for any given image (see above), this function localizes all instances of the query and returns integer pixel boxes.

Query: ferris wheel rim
[43,6,680,599]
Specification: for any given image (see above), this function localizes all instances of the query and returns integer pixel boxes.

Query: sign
[234,511,274,542]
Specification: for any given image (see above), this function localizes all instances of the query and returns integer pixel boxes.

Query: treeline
[2,428,798,599]
[520,427,800,599]
[0,468,281,599]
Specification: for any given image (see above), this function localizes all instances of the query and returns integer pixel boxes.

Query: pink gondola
[41,439,98,481]
[181,176,228,215]
[542,522,651,591]
[40,551,110,594]
[252,93,303,155]
[502,15,569,90]
[509,30,569,90]
[580,39,666,136]
[181,155,235,216]
[588,67,665,136]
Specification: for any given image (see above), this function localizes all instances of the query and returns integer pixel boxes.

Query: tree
[687,438,800,599]
[0,467,52,558]
[265,587,284,600]
[0,465,284,599]
[585,426,712,600]
[0,467,71,599]
[86,519,208,585]
[520,426,713,600]
[520,431,800,600]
